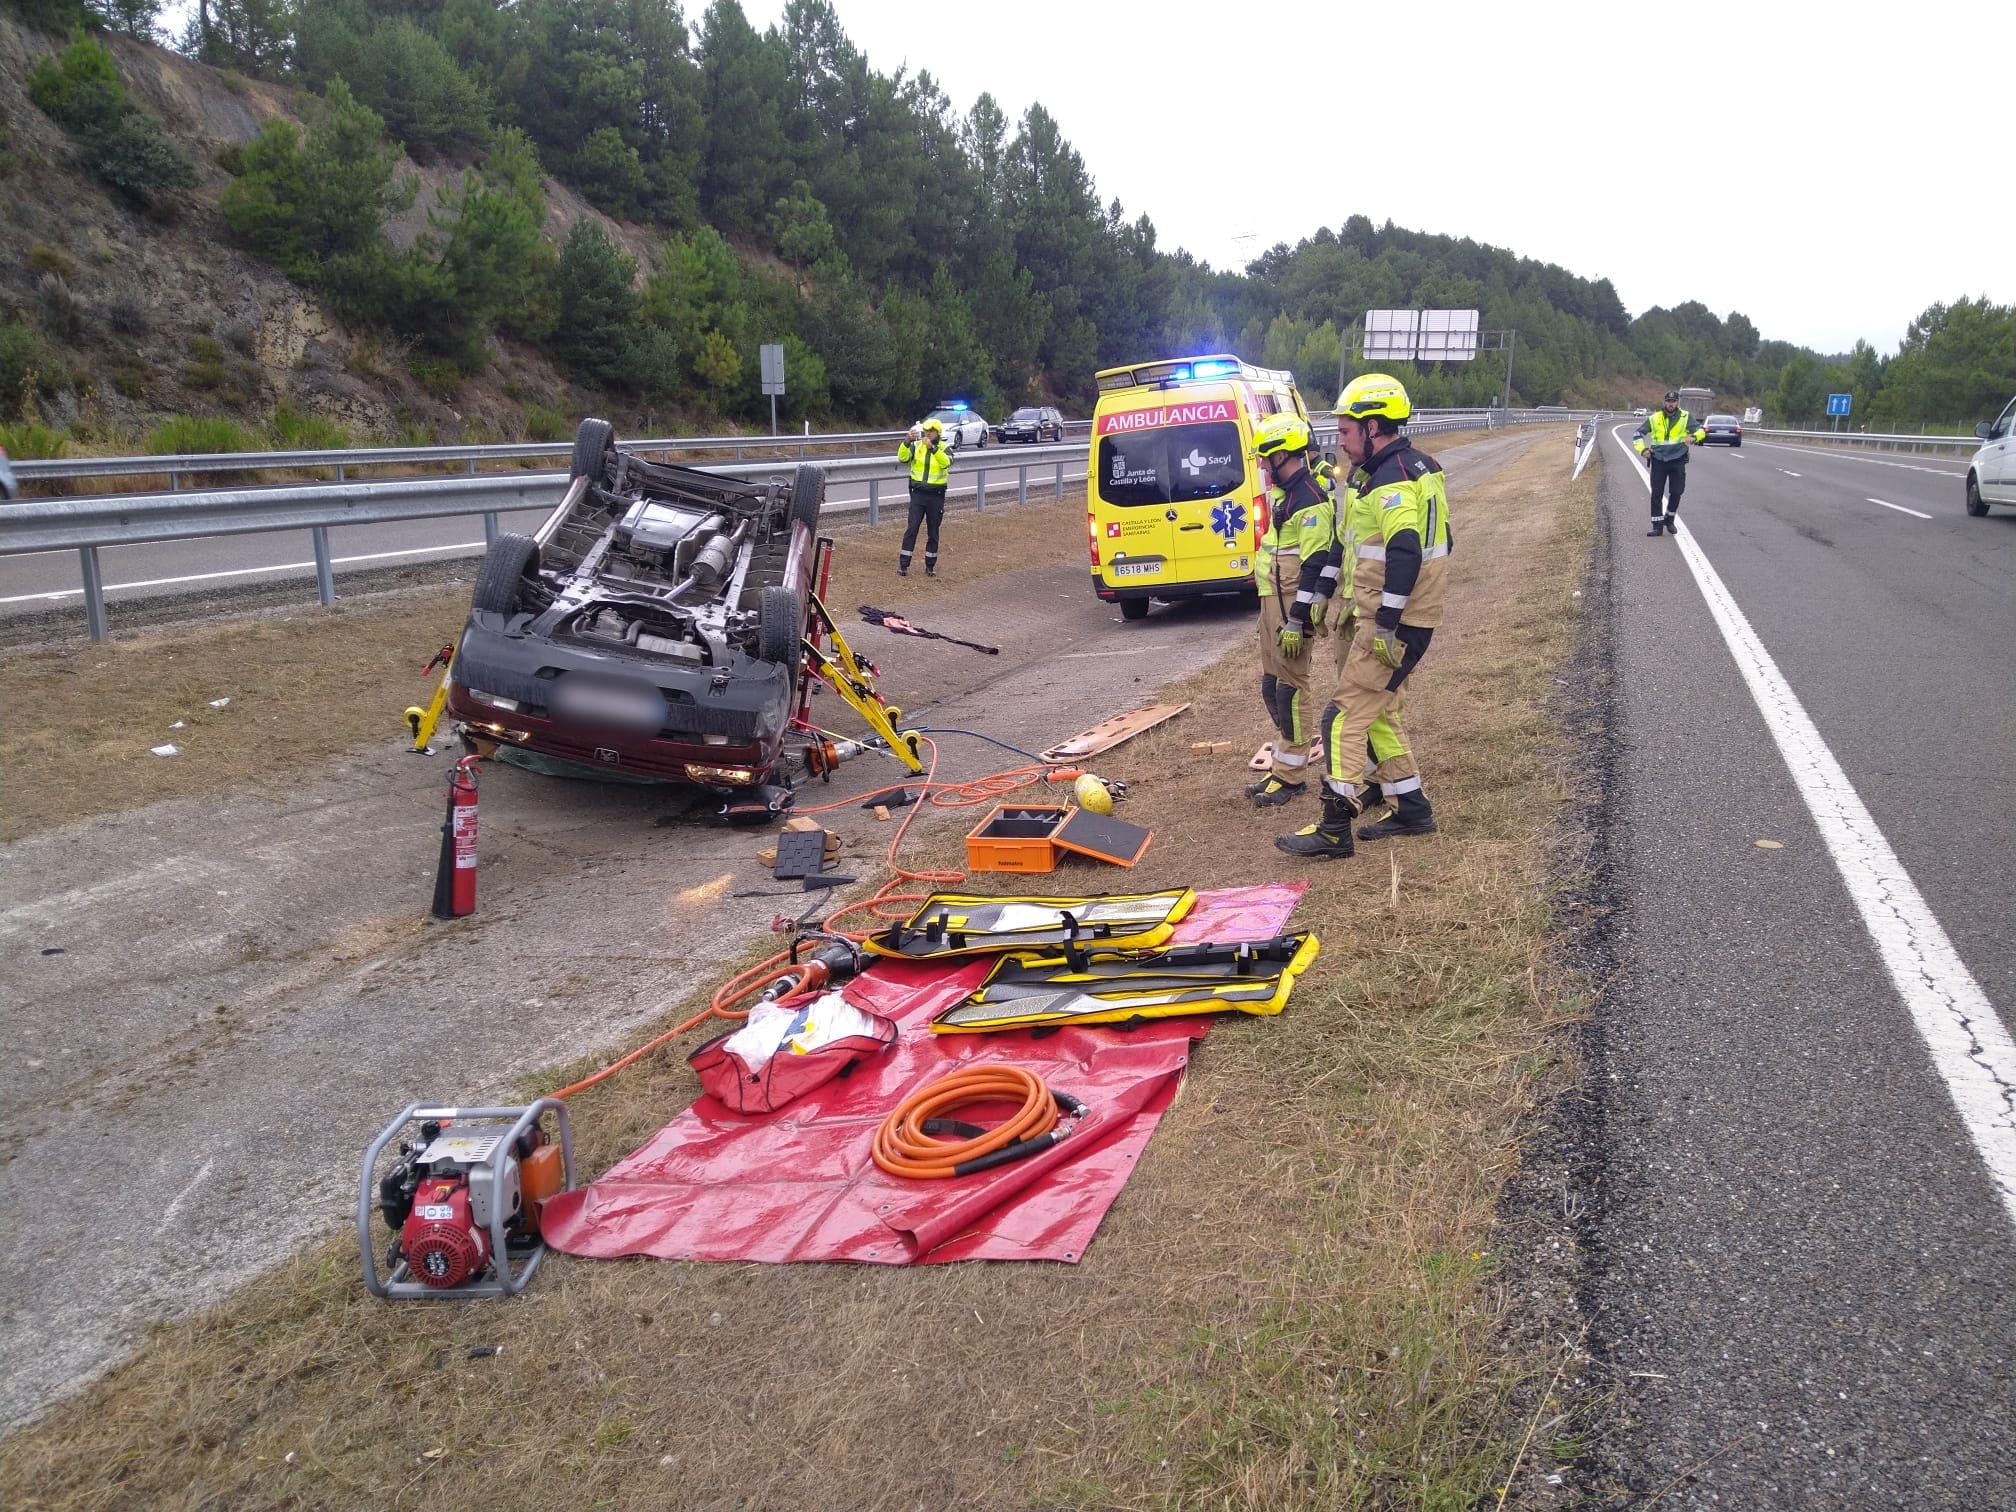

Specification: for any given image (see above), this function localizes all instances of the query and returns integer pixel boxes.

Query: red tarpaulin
[540,884,1305,1265]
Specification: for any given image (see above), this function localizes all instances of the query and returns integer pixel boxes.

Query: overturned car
[444,419,821,811]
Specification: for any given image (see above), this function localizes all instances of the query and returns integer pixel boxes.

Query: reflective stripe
[1385,775,1422,795]
[1294,589,1316,604]
[1318,564,1340,582]
[1273,749,1308,772]
[1357,543,1448,561]
[1380,591,1408,609]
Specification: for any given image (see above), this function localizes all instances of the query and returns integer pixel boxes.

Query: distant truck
[1676,386,1714,422]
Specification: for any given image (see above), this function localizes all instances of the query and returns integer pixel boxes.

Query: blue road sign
[1826,393,1853,417]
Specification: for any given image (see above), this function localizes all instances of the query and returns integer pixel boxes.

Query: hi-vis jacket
[1632,408,1704,463]
[1257,463,1339,630]
[897,436,953,490]
[1345,439,1452,629]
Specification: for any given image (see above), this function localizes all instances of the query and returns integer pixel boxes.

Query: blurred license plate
[553,678,666,730]
[1111,561,1162,578]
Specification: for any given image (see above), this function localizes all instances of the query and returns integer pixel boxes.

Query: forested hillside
[2,0,2010,459]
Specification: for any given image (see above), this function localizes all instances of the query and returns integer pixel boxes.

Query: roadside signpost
[1827,392,1852,432]
[760,342,786,435]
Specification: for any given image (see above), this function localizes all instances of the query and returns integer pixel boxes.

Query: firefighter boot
[1359,788,1437,840]
[1274,791,1357,860]
[1245,774,1306,808]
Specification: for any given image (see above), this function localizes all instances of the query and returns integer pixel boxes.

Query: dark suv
[444,419,821,811]
[995,405,1065,443]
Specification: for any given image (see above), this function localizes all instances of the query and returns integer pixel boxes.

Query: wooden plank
[1041,702,1191,762]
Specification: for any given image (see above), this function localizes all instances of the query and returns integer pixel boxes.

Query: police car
[922,403,991,449]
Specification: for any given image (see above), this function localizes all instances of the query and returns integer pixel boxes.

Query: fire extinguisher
[430,755,482,919]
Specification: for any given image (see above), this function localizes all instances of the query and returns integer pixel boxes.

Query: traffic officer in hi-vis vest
[1245,413,1341,806]
[1632,390,1704,535]
[896,417,953,575]
[1278,373,1451,860]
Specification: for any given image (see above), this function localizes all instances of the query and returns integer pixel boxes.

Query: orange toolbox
[965,804,1069,874]
[964,804,1154,874]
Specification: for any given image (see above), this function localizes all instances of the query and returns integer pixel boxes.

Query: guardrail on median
[0,408,1571,639]
[1743,428,1981,457]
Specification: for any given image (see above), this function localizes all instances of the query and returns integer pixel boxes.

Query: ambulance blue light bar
[1189,360,1235,377]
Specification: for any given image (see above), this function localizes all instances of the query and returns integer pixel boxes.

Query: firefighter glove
[1277,625,1306,659]
[1307,598,1326,629]
[1369,614,1405,670]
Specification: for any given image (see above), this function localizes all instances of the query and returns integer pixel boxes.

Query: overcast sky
[748,0,2010,356]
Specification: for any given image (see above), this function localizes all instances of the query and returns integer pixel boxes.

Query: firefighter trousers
[1257,555,1319,778]
[1318,621,1433,800]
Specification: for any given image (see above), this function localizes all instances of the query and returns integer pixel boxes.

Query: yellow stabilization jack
[802,593,924,774]
[404,644,455,754]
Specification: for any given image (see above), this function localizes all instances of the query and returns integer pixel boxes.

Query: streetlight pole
[1502,331,1516,409]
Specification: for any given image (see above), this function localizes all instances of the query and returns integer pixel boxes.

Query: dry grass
[0,426,1589,1511]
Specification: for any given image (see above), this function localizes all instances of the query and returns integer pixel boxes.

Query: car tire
[1119,597,1150,622]
[571,418,615,484]
[790,462,826,533]
[472,532,541,615]
[1966,474,1988,517]
[756,583,806,665]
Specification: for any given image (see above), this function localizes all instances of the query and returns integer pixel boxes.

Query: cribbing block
[773,826,829,880]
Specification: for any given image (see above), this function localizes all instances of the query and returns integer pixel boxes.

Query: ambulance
[1086,354,1311,620]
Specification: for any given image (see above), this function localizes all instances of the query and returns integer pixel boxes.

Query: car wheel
[790,462,825,533]
[756,583,806,665]
[1965,474,1988,517]
[1119,597,1150,622]
[472,532,541,615]
[570,417,616,485]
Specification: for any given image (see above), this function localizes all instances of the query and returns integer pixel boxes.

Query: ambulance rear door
[1092,391,1254,590]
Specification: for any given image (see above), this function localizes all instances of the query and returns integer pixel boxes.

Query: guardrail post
[868,477,880,525]
[1018,465,1028,506]
[79,546,108,641]
[1055,460,1064,498]
[976,468,986,511]
[468,458,478,476]
[169,470,180,492]
[311,526,335,606]
[483,512,498,545]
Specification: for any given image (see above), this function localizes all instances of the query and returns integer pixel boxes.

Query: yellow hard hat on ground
[1073,773,1114,815]
[1333,373,1412,423]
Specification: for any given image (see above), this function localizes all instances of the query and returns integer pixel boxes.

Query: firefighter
[896,418,954,575]
[1632,390,1705,535]
[1278,373,1450,860]
[1245,413,1340,807]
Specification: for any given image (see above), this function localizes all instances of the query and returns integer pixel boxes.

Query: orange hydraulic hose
[871,1065,1063,1179]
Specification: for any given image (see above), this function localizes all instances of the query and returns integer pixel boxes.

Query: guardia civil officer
[1277,373,1451,859]
[1245,413,1340,807]
[895,417,953,575]
[1632,390,1704,535]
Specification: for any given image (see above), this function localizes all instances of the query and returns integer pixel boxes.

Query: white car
[922,404,990,449]
[1966,394,2015,517]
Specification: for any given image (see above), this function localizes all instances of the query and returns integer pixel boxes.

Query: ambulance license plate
[1111,560,1162,577]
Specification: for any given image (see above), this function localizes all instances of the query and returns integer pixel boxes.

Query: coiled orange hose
[871,1065,1062,1179]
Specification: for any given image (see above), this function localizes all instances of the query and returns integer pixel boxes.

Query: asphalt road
[1588,429,2016,1506]
[0,455,1089,614]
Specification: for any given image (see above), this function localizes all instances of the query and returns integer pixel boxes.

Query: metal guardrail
[0,408,1572,639]
[1742,428,1981,457]
[7,423,1096,487]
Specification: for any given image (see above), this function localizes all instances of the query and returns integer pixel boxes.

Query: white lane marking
[1727,452,1745,460]
[0,540,487,604]
[1867,497,1931,520]
[1609,424,2016,1226]
[1750,441,1968,478]
[1778,469,1803,478]
[1059,645,1172,658]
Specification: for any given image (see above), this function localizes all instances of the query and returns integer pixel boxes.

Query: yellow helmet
[920,417,944,434]
[1073,773,1114,815]
[1333,372,1412,423]
[1251,412,1312,460]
